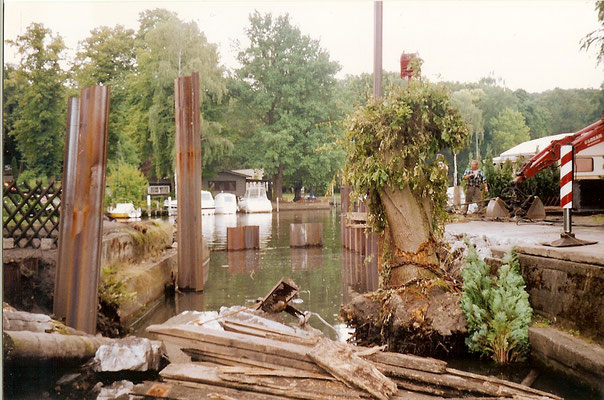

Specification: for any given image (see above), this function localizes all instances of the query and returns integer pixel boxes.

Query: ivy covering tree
[235,12,342,199]
[461,246,532,364]
[344,65,469,286]
[6,23,67,178]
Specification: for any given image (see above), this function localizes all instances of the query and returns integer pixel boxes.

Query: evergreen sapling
[461,245,532,363]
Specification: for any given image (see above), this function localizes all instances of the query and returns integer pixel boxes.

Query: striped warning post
[560,145,573,209]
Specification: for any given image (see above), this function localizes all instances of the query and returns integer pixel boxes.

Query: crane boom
[513,117,604,184]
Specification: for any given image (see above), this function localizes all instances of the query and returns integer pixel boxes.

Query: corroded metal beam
[174,73,204,291]
[54,86,110,334]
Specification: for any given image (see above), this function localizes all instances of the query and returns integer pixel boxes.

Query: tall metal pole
[373,0,383,99]
[174,72,204,291]
[54,86,110,334]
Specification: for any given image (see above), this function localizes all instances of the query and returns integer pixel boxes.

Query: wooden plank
[159,335,323,373]
[131,380,284,400]
[362,351,448,374]
[383,364,557,399]
[307,338,397,400]
[160,364,364,400]
[219,321,318,346]
[147,324,314,362]
[446,368,560,400]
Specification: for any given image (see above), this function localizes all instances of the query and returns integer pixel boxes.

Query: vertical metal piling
[54,86,110,334]
[174,72,204,291]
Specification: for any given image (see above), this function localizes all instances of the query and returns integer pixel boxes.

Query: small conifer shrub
[461,245,532,363]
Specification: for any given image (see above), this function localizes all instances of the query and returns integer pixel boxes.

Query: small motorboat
[107,203,142,219]
[201,190,216,215]
[239,184,272,213]
[214,192,238,214]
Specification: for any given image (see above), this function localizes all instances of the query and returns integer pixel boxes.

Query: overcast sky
[4,0,603,93]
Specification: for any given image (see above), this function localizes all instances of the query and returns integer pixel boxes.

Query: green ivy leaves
[343,78,470,232]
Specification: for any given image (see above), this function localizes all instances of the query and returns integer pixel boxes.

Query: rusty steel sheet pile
[54,86,110,334]
[174,72,204,291]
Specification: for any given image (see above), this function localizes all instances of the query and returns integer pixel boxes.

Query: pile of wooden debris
[131,305,561,400]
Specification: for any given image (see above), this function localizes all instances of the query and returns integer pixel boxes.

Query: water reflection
[341,248,379,305]
[227,250,261,275]
[137,209,380,340]
[239,213,273,246]
[291,247,323,271]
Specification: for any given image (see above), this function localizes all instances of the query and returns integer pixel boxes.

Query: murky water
[131,208,601,399]
[133,208,378,340]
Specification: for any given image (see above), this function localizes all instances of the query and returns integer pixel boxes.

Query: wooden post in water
[174,72,204,291]
[54,86,110,333]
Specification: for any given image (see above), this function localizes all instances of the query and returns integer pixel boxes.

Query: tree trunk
[293,185,302,202]
[3,330,113,363]
[272,166,283,201]
[378,185,439,287]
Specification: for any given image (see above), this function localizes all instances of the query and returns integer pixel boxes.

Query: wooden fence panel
[2,181,62,248]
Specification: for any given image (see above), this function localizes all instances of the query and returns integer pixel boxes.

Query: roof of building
[493,133,573,163]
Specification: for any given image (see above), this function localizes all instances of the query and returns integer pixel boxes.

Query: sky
[3,0,603,93]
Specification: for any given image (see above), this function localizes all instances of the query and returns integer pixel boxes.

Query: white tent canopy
[493,133,573,164]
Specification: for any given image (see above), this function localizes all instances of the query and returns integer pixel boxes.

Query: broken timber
[145,313,561,400]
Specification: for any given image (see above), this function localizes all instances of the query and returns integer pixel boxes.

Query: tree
[489,108,531,154]
[130,9,227,179]
[6,23,67,178]
[105,162,149,205]
[73,25,139,166]
[461,246,532,364]
[581,0,604,65]
[451,89,484,161]
[235,12,342,199]
[344,73,469,286]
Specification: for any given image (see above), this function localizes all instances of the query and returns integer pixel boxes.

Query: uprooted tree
[340,68,473,357]
[343,71,469,287]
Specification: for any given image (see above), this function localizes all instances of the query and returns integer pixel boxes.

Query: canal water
[131,208,598,400]
[133,208,377,340]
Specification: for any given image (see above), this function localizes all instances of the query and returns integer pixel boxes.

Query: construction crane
[486,117,604,219]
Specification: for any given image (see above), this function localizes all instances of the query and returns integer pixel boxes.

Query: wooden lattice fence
[3,181,62,248]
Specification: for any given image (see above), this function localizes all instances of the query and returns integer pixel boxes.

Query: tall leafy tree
[489,108,531,154]
[235,12,342,199]
[451,89,484,160]
[73,25,138,165]
[6,23,67,178]
[131,9,227,179]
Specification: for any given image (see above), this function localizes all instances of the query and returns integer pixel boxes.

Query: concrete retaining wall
[492,247,604,339]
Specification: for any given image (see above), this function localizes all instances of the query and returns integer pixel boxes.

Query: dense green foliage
[461,246,532,364]
[489,108,531,155]
[483,156,559,204]
[105,162,149,206]
[3,7,602,194]
[344,73,470,232]
[231,12,343,198]
[5,23,66,178]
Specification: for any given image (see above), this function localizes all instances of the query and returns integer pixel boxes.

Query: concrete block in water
[290,223,323,247]
[94,337,165,372]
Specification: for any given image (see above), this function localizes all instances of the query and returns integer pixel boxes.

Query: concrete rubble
[93,337,165,372]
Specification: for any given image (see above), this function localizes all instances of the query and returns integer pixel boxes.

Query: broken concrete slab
[93,337,165,372]
[95,380,134,400]
[529,326,604,394]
